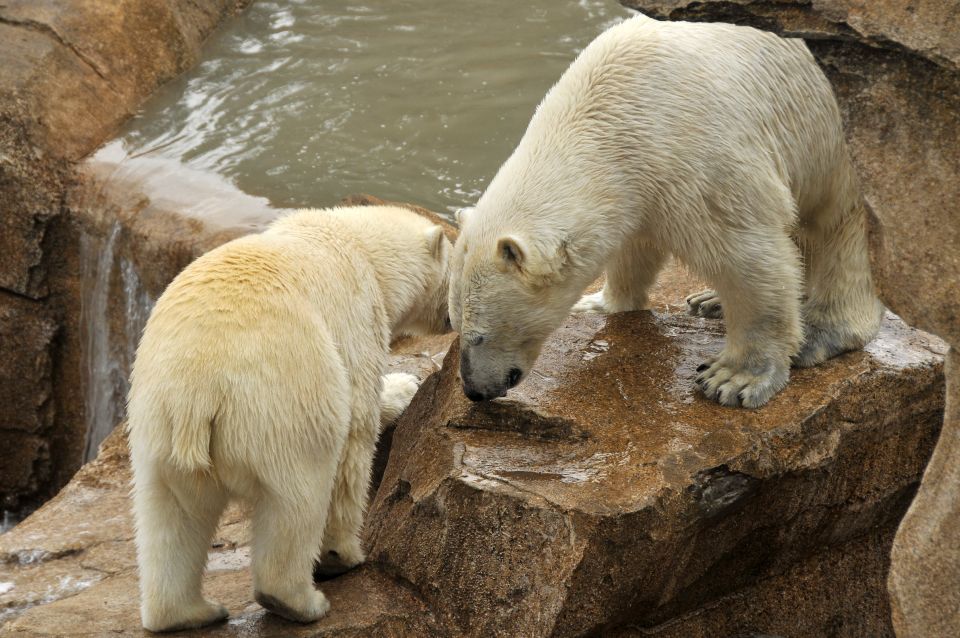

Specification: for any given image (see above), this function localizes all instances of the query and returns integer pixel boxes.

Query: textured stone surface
[620,3,959,635]
[615,527,899,638]
[0,293,56,508]
[0,0,253,508]
[0,269,944,636]
[890,349,960,637]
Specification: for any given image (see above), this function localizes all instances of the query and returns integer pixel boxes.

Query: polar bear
[127,205,451,631]
[448,14,881,408]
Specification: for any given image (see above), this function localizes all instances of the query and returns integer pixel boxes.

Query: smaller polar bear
[449,14,882,408]
[127,206,451,631]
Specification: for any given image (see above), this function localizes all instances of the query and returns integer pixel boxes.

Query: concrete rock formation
[0,264,945,636]
[620,2,959,635]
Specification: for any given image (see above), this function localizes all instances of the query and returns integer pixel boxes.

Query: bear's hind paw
[142,599,229,632]
[255,588,329,624]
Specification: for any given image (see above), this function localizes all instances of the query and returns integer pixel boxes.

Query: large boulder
[620,2,960,634]
[366,277,944,637]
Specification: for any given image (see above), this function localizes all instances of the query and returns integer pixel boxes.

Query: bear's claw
[695,356,789,408]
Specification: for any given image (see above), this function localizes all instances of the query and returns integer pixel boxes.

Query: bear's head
[449,207,576,402]
[392,214,453,339]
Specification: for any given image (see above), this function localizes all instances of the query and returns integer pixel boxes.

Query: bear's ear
[455,206,474,226]
[425,225,446,261]
[498,234,570,283]
[496,235,527,271]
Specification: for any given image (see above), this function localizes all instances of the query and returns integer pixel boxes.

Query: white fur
[449,14,881,407]
[127,206,450,631]
[379,372,420,424]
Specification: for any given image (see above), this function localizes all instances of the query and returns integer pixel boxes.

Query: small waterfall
[80,223,155,462]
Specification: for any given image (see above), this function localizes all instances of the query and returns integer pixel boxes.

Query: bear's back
[529,14,850,219]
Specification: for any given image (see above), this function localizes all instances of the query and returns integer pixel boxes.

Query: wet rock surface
[369,302,944,636]
[0,268,944,636]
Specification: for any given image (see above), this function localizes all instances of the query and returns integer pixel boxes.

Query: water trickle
[80,224,155,462]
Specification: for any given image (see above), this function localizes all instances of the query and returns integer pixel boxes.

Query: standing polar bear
[449,14,881,408]
[127,206,451,631]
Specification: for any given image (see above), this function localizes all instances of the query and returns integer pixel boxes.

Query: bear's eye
[467,333,485,347]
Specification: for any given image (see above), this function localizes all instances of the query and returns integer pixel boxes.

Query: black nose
[507,368,523,389]
[465,388,486,402]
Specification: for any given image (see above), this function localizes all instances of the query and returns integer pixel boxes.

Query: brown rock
[365,266,945,637]
[614,527,900,638]
[0,293,56,435]
[0,292,56,508]
[889,349,960,637]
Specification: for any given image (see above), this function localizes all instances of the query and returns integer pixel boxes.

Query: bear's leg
[251,458,339,623]
[686,289,723,319]
[320,402,380,579]
[793,200,882,367]
[133,461,229,632]
[572,235,667,314]
[695,230,803,408]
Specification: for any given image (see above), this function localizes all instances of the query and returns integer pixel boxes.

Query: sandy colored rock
[889,349,960,637]
[0,0,254,162]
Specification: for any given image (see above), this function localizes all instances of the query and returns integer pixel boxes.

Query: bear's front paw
[695,356,789,408]
[571,291,609,314]
[686,289,722,319]
[380,373,420,423]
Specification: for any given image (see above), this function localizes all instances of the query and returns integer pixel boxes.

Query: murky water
[118,0,634,217]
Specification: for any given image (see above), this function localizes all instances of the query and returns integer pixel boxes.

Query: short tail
[127,389,215,473]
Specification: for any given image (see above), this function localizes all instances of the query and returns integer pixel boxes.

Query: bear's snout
[459,346,523,401]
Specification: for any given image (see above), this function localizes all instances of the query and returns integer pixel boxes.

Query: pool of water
[117,0,634,218]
